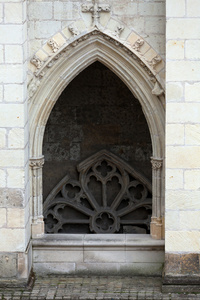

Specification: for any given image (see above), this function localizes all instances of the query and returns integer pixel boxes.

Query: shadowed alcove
[42,61,153,234]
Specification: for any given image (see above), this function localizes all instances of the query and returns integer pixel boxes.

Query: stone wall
[28,0,165,60]
[0,0,31,285]
[165,0,200,282]
[43,62,152,200]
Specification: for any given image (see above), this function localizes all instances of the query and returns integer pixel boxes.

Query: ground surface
[0,276,199,300]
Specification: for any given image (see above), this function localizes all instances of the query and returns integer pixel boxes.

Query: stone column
[150,157,163,240]
[164,0,200,291]
[29,157,45,238]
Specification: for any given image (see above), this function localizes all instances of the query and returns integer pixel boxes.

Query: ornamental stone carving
[151,157,163,170]
[44,150,152,234]
[152,81,164,96]
[113,25,124,38]
[82,0,111,27]
[30,55,43,69]
[149,55,162,69]
[47,39,59,53]
[68,25,79,36]
[132,39,144,52]
[29,157,45,169]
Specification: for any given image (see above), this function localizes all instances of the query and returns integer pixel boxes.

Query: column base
[150,217,164,239]
[32,218,44,238]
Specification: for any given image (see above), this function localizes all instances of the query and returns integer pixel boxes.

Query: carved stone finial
[82,0,111,28]
[152,81,164,96]
[68,25,79,36]
[30,55,43,69]
[132,39,144,52]
[29,157,45,169]
[47,39,59,53]
[151,157,162,170]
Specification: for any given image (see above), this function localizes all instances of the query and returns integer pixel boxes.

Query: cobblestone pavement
[0,276,200,300]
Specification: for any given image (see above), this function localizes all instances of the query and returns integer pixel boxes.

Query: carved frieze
[47,39,59,53]
[44,150,152,234]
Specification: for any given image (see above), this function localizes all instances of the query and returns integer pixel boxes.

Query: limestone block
[166,146,200,168]
[184,170,200,190]
[0,169,6,188]
[145,17,165,34]
[35,49,48,62]
[35,21,61,39]
[7,208,25,228]
[0,104,25,127]
[0,65,24,84]
[52,32,66,46]
[0,128,6,149]
[185,124,200,145]
[0,4,2,23]
[166,19,200,39]
[76,262,118,275]
[185,82,200,102]
[166,124,184,145]
[166,40,184,60]
[167,61,200,81]
[139,3,165,16]
[180,211,200,230]
[4,84,25,102]
[166,0,185,17]
[30,40,42,58]
[165,190,200,210]
[187,0,200,17]
[33,250,83,263]
[7,168,25,189]
[8,128,25,149]
[5,45,23,64]
[0,150,25,167]
[185,40,200,59]
[0,45,3,64]
[0,85,2,102]
[0,188,24,207]
[106,19,130,40]
[84,250,126,263]
[0,253,17,278]
[165,211,180,231]
[0,228,25,252]
[0,25,26,44]
[145,34,165,57]
[112,2,137,16]
[118,263,163,276]
[166,103,200,123]
[0,208,6,227]
[165,169,183,189]
[54,2,79,20]
[125,250,164,263]
[28,2,52,20]
[165,231,200,252]
[34,262,75,275]
[5,3,23,23]
[166,82,183,102]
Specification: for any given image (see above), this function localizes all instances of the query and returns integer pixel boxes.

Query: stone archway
[29,29,165,240]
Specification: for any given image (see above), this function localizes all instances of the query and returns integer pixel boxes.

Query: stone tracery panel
[44,150,152,234]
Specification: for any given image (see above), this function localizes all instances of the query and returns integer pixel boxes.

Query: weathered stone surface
[0,253,17,278]
[0,188,24,207]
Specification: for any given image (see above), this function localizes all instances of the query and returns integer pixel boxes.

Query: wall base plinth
[150,217,164,240]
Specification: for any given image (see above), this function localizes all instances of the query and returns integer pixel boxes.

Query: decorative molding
[29,157,45,169]
[47,39,59,53]
[152,81,164,96]
[151,157,163,170]
[68,25,79,36]
[30,55,43,69]
[82,0,111,28]
[132,39,144,52]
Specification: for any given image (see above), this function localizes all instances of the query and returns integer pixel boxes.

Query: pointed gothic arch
[29,30,165,239]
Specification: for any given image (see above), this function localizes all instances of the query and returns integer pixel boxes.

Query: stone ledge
[162,275,200,293]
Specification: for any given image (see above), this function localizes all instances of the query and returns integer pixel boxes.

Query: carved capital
[30,55,43,69]
[47,39,59,53]
[29,156,45,169]
[151,157,162,170]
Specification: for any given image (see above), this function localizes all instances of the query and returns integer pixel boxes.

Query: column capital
[151,157,163,170]
[29,156,45,169]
